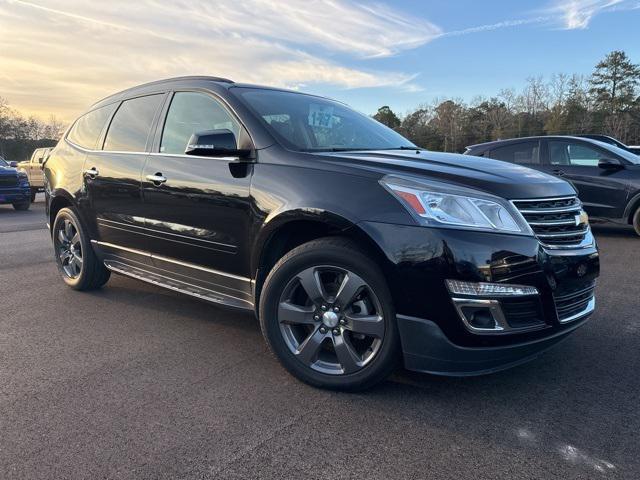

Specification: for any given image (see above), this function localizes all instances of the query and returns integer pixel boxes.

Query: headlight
[381,175,532,234]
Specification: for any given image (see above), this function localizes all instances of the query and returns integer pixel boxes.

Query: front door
[139,91,254,283]
[541,139,630,219]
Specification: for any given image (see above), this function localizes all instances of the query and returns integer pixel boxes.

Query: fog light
[462,307,496,329]
[446,280,538,297]
[451,298,507,334]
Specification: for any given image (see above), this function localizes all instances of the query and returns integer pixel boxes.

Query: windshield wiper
[303,147,377,152]
[379,146,421,151]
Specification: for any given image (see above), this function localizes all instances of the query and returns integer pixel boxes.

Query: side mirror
[185,129,251,158]
[9,161,18,168]
[598,158,624,170]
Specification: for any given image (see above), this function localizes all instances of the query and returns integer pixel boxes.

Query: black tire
[31,188,37,202]
[12,200,30,211]
[259,237,400,391]
[52,207,110,290]
[633,207,640,237]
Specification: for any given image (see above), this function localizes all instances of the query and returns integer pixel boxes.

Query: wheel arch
[624,190,640,224]
[48,189,76,234]
[251,209,393,316]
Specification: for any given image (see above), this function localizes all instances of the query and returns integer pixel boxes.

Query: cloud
[0,0,439,120]
[545,0,631,29]
[437,17,550,38]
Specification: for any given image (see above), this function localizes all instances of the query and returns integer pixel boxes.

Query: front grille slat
[512,196,590,248]
[553,280,596,323]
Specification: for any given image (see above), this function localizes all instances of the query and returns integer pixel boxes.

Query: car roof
[89,76,315,111]
[466,135,608,152]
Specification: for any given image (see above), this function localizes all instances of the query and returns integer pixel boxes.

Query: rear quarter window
[67,104,117,149]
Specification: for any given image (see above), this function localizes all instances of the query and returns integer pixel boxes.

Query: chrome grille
[512,196,589,248]
[553,281,596,323]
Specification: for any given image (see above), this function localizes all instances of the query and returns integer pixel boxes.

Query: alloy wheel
[55,218,83,279]
[278,265,385,375]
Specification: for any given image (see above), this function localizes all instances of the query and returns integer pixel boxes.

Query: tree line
[0,97,64,161]
[2,50,639,161]
[374,50,640,152]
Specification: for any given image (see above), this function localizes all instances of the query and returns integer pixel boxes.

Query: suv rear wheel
[52,207,110,290]
[259,238,399,391]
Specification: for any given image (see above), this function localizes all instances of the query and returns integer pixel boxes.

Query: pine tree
[373,106,401,129]
[589,51,640,113]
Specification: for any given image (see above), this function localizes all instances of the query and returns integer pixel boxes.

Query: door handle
[84,167,99,178]
[146,173,167,185]
[552,168,565,176]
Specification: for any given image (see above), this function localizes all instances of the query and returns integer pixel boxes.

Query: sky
[1,0,639,123]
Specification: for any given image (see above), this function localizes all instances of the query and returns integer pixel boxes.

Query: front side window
[103,94,163,152]
[549,141,607,167]
[234,87,415,152]
[160,92,240,155]
[67,104,117,149]
[489,141,540,165]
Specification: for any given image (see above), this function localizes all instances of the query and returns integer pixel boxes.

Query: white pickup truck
[17,147,51,201]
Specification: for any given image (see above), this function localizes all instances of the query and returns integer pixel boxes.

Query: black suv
[465,136,640,236]
[45,77,599,390]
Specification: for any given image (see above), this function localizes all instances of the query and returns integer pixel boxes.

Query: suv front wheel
[259,238,399,391]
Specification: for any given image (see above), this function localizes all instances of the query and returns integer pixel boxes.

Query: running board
[104,260,253,310]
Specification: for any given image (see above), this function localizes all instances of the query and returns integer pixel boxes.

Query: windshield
[234,87,416,152]
[0,158,8,167]
[593,140,640,164]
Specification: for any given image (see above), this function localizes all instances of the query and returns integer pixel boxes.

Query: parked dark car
[44,77,599,390]
[0,156,31,210]
[575,134,631,151]
[465,136,640,236]
[628,145,640,155]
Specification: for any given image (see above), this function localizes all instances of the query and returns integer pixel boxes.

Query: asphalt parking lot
[1,198,639,479]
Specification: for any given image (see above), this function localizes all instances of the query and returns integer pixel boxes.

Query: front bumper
[397,314,588,376]
[357,221,599,374]
[0,186,31,204]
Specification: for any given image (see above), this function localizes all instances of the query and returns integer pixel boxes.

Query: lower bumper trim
[396,314,589,377]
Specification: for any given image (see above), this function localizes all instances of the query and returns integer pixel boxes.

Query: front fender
[250,206,359,276]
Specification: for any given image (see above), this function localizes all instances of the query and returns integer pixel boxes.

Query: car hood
[0,166,18,175]
[320,150,575,199]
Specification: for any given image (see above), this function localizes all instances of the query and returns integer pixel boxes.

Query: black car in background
[576,134,631,151]
[465,136,640,236]
[0,156,31,210]
[45,77,599,390]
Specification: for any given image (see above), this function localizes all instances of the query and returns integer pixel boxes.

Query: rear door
[487,140,543,168]
[541,139,630,219]
[83,93,166,251]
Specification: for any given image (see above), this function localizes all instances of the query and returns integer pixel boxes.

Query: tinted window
[103,95,163,152]
[549,141,606,167]
[489,141,540,165]
[235,87,415,152]
[67,104,116,149]
[160,92,240,155]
